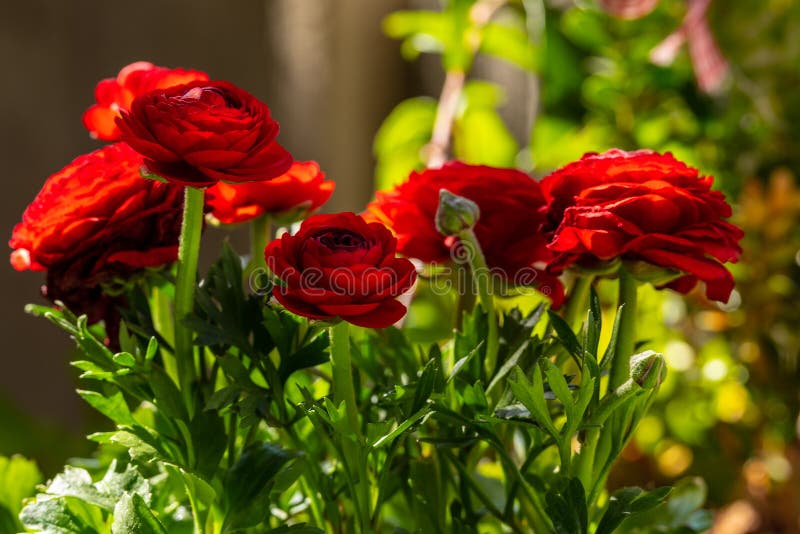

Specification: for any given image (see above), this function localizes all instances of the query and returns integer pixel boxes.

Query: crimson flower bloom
[265,213,416,328]
[9,143,184,322]
[82,61,209,141]
[366,162,564,306]
[542,149,743,302]
[205,161,334,225]
[118,80,292,187]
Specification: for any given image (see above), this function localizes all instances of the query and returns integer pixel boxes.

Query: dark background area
[0,0,420,465]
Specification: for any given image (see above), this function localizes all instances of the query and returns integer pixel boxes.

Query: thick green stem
[249,214,270,272]
[608,268,638,390]
[328,321,370,532]
[329,321,359,432]
[175,186,204,418]
[459,228,499,377]
[563,275,593,331]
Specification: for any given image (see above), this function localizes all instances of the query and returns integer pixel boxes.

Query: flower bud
[629,350,666,390]
[435,189,479,236]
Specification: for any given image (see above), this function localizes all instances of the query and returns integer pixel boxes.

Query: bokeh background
[2,0,799,531]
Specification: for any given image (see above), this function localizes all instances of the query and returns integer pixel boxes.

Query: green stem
[453,264,476,329]
[608,268,638,390]
[250,214,270,272]
[563,275,593,331]
[328,321,370,532]
[175,186,204,418]
[459,228,499,378]
[329,321,359,432]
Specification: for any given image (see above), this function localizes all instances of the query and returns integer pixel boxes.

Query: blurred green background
[2,1,798,531]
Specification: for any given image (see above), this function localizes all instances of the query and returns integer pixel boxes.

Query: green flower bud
[629,350,666,390]
[435,189,479,236]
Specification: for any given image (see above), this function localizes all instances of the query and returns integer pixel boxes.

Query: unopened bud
[629,350,666,390]
[435,189,479,236]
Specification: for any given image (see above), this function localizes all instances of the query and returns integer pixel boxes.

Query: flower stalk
[329,321,370,532]
[249,214,271,272]
[174,186,205,416]
[609,267,639,390]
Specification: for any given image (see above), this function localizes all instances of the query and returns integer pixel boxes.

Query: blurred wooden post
[266,0,410,212]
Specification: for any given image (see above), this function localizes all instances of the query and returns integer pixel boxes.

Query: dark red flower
[9,143,184,322]
[206,161,334,224]
[366,162,564,306]
[264,213,416,328]
[118,80,292,187]
[541,149,743,302]
[83,61,209,141]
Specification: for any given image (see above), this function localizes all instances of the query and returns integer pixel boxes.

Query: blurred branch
[426,0,507,168]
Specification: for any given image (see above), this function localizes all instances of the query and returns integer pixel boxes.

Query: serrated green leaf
[545,478,587,534]
[543,360,574,417]
[19,496,105,534]
[508,367,558,438]
[223,444,297,531]
[548,310,583,362]
[78,390,137,427]
[111,493,167,534]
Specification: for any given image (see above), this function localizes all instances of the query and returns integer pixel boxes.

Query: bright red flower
[9,143,184,322]
[118,80,292,187]
[366,162,564,306]
[82,61,209,141]
[541,149,743,302]
[265,213,417,328]
[205,161,334,224]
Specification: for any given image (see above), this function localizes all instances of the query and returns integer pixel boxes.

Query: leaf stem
[175,186,204,417]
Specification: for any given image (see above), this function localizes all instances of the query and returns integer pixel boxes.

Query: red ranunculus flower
[82,61,209,141]
[542,149,743,302]
[206,161,334,225]
[366,162,564,306]
[117,80,292,187]
[265,213,417,328]
[9,143,184,322]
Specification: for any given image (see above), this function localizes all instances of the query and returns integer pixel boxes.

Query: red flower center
[314,230,368,251]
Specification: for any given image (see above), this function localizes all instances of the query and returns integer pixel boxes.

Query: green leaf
[584,288,601,358]
[189,410,227,479]
[278,330,330,382]
[19,496,105,534]
[111,493,167,534]
[453,108,519,167]
[600,305,624,370]
[547,310,583,362]
[383,10,450,57]
[545,478,587,534]
[595,486,670,534]
[77,390,137,427]
[0,455,41,532]
[508,367,558,438]
[480,21,539,71]
[148,370,187,421]
[266,525,324,533]
[41,463,151,512]
[411,357,440,414]
[222,443,297,531]
[543,360,574,418]
[371,407,430,448]
[373,97,436,189]
[486,340,529,395]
